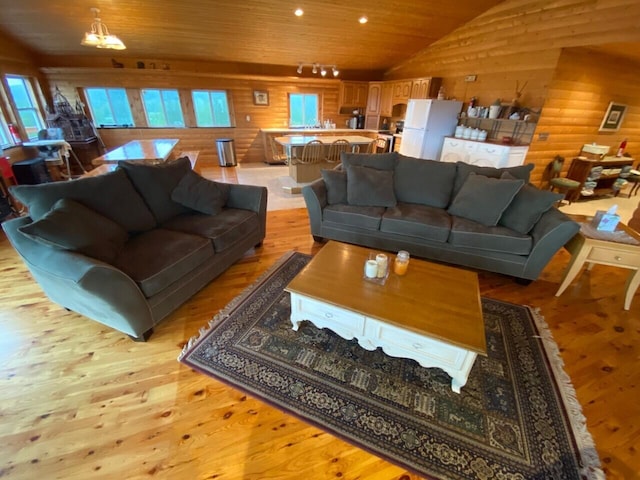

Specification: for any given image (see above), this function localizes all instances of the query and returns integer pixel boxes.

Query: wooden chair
[296,140,325,164]
[548,155,580,204]
[269,137,288,165]
[326,139,350,163]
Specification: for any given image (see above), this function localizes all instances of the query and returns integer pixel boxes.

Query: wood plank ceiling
[0,0,505,72]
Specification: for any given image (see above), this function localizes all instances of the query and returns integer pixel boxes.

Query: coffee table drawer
[587,247,640,266]
[374,321,469,370]
[291,295,366,338]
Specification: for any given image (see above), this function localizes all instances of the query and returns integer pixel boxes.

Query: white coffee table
[285,241,486,393]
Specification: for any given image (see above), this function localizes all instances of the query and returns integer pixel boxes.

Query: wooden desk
[92,139,179,166]
[566,156,635,202]
[556,215,640,310]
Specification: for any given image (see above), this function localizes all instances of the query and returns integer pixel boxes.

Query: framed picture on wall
[253,90,269,106]
[599,101,627,132]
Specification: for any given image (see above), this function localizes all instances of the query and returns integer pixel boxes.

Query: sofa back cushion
[10,169,156,232]
[394,155,457,208]
[118,157,192,224]
[346,165,397,207]
[340,152,398,171]
[452,162,534,199]
[171,169,230,216]
[320,169,348,205]
[18,198,129,263]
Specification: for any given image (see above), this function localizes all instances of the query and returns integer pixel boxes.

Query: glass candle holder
[394,250,410,275]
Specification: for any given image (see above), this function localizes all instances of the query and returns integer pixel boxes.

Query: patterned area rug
[179,252,603,479]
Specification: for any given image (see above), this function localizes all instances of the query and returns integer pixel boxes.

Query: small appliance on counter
[395,120,404,134]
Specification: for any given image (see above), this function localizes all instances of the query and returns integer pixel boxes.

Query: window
[5,75,45,141]
[85,88,134,127]
[141,89,184,127]
[289,93,319,127]
[0,115,11,149]
[192,90,231,127]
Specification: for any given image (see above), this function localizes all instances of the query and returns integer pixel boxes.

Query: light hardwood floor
[0,166,638,479]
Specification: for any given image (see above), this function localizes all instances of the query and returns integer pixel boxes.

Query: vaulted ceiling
[0,0,505,72]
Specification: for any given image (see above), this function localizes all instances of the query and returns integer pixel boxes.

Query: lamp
[80,7,126,50]
[295,63,339,77]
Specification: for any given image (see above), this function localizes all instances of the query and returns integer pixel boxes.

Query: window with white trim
[85,87,134,127]
[141,89,184,127]
[5,75,45,141]
[192,90,231,127]
[289,93,319,127]
[0,114,11,149]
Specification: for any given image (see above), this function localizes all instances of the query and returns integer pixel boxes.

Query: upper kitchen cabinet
[410,77,442,99]
[366,82,382,116]
[339,81,369,109]
[392,81,412,104]
[380,83,393,117]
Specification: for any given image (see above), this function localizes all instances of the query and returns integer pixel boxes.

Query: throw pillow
[346,165,397,207]
[320,169,347,204]
[447,173,524,226]
[452,162,534,199]
[118,156,193,224]
[9,169,156,233]
[340,152,398,171]
[394,155,457,208]
[171,169,230,215]
[18,198,129,263]
[499,172,563,234]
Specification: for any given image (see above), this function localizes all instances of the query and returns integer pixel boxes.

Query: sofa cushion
[323,204,385,231]
[114,228,214,298]
[347,165,396,207]
[340,152,398,171]
[498,172,563,234]
[118,156,192,224]
[380,203,451,242]
[18,198,129,263]
[452,162,534,198]
[394,155,457,208]
[320,169,347,205]
[448,173,524,226]
[448,216,533,255]
[10,169,156,233]
[171,169,230,215]
[162,208,260,253]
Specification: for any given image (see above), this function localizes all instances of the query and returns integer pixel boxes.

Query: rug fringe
[528,306,605,480]
[178,251,299,362]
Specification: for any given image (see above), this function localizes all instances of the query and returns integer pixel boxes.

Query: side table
[556,215,640,310]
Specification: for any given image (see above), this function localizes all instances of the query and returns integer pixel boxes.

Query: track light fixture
[295,63,339,77]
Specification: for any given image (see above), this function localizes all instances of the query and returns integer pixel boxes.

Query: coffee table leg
[624,269,640,310]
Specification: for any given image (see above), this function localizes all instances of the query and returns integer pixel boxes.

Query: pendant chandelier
[80,7,126,50]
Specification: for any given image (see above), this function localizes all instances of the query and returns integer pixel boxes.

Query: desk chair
[548,155,580,204]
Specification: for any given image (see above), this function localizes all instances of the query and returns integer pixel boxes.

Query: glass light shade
[100,35,126,50]
[81,32,100,46]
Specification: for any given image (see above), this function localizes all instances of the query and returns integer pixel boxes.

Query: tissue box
[592,210,620,231]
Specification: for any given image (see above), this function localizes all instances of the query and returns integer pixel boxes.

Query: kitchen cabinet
[380,83,393,117]
[439,137,528,168]
[339,81,368,109]
[566,156,636,202]
[392,81,412,104]
[410,77,441,99]
[366,82,382,115]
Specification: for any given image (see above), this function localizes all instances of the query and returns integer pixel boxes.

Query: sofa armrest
[302,179,328,236]
[522,208,580,279]
[226,183,268,240]
[3,216,153,338]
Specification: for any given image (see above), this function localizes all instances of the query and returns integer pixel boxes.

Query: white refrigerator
[399,99,463,160]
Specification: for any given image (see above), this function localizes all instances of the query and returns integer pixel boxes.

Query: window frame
[191,90,232,127]
[141,88,185,128]
[84,87,135,127]
[4,74,46,141]
[288,92,320,128]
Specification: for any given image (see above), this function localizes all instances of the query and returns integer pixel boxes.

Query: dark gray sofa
[302,152,579,281]
[3,157,267,340]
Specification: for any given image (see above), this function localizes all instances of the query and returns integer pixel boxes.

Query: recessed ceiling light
[294,8,304,16]
[359,16,368,24]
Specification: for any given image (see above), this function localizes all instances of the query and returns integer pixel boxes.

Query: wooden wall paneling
[41,68,347,164]
[526,47,640,186]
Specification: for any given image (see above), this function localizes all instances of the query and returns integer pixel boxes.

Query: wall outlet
[464,75,477,82]
[245,115,251,122]
[538,132,550,141]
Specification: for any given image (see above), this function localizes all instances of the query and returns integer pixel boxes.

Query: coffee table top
[286,241,486,354]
